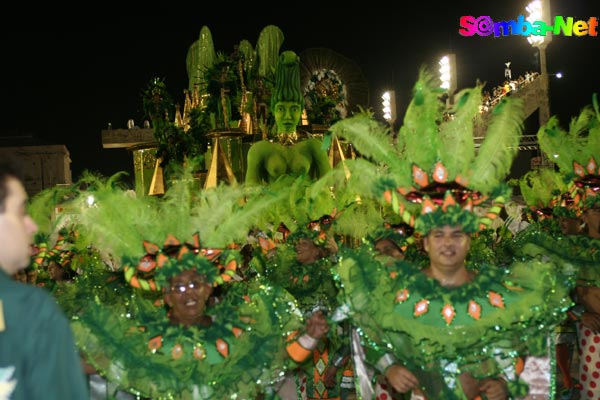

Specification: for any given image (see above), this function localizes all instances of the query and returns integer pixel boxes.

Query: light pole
[526,0,553,168]
[526,0,552,126]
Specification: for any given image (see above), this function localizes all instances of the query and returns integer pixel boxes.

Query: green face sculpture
[273,101,302,134]
[270,50,304,135]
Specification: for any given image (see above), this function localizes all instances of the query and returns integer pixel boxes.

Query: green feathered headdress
[538,93,600,211]
[330,67,524,234]
[121,233,240,292]
[68,164,294,271]
[517,168,579,218]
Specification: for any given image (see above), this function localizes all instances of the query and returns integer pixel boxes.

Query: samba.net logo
[459,15,598,37]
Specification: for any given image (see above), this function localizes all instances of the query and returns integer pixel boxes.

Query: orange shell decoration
[442,304,456,324]
[421,198,437,214]
[164,234,180,247]
[148,335,163,351]
[432,162,448,183]
[171,344,184,360]
[395,289,409,303]
[143,240,160,255]
[216,338,229,357]
[414,299,429,316]
[586,157,597,174]
[488,291,505,308]
[441,192,457,211]
[137,255,157,273]
[573,161,586,177]
[412,165,429,188]
[193,345,206,360]
[232,327,243,338]
[468,300,481,320]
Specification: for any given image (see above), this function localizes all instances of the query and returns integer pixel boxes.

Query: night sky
[2,1,598,182]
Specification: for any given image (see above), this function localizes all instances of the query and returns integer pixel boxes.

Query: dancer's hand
[384,364,419,394]
[479,377,508,400]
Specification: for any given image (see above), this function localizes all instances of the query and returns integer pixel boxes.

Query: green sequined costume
[333,240,573,399]
[65,275,304,399]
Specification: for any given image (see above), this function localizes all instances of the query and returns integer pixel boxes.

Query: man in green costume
[245,50,331,185]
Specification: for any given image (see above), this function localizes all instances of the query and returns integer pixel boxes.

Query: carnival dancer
[328,68,572,399]
[533,95,600,400]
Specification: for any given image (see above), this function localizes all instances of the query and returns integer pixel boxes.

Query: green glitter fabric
[67,275,305,399]
[332,242,573,399]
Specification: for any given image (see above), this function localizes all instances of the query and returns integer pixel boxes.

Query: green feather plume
[75,180,160,262]
[305,161,387,239]
[190,182,290,247]
[28,184,79,236]
[329,110,392,162]
[329,109,411,187]
[158,164,200,238]
[305,69,525,235]
[519,168,568,209]
[568,104,596,166]
[538,116,572,174]
[437,85,482,177]
[28,170,131,244]
[588,94,600,161]
[468,96,524,193]
[398,67,445,171]
[538,98,598,175]
[72,168,299,262]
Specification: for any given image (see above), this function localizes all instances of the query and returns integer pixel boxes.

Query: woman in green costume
[245,50,331,185]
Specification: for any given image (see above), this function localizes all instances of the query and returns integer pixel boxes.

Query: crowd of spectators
[480,71,540,112]
[442,71,539,123]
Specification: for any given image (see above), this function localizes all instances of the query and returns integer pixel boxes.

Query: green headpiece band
[371,222,415,245]
[122,233,239,292]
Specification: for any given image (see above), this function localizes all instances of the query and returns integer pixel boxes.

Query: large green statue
[245,51,331,185]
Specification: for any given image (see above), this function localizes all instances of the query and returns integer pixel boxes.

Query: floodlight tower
[526,0,552,126]
[382,90,397,127]
[439,54,457,106]
[526,0,553,169]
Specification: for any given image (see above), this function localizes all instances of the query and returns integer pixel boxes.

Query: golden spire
[192,86,201,108]
[174,104,184,129]
[182,90,193,132]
